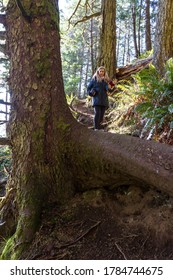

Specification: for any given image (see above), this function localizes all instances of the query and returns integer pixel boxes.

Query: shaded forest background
[58,0,172,145]
[60,0,157,97]
[0,0,172,147]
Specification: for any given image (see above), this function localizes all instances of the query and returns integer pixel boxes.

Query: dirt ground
[20,100,173,260]
[22,184,173,260]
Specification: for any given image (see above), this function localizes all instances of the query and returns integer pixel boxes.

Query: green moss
[35,49,51,79]
[56,117,70,132]
[30,1,46,16]
[0,235,27,260]
[0,175,49,259]
[1,236,15,259]
[47,0,59,28]
[30,0,59,28]
[32,128,45,159]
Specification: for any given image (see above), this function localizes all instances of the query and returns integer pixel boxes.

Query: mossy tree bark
[1,0,173,259]
[1,0,78,259]
[97,0,116,78]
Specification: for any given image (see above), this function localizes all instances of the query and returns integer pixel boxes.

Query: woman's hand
[89,88,96,96]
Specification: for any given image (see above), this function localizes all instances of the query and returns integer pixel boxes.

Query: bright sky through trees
[59,0,66,11]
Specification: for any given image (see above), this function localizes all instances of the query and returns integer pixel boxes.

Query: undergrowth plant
[104,80,138,134]
[120,58,173,141]
[0,146,11,178]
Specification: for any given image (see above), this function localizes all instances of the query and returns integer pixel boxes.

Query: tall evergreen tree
[97,0,116,78]
[145,0,152,51]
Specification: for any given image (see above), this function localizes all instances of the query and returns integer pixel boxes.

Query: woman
[87,66,113,130]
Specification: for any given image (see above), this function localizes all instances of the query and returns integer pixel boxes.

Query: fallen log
[116,57,153,80]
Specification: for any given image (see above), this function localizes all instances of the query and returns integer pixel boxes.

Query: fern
[120,58,173,140]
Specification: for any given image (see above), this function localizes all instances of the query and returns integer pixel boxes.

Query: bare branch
[114,241,127,260]
[74,11,101,26]
[68,0,82,24]
[0,110,9,114]
[0,100,11,106]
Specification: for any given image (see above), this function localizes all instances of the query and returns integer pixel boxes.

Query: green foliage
[66,93,75,105]
[59,0,100,97]
[0,146,11,177]
[125,58,173,134]
[59,0,158,95]
[138,50,153,60]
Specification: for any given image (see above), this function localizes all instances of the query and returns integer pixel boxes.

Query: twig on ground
[114,241,127,260]
[58,220,101,249]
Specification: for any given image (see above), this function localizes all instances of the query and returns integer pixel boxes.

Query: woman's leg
[94,106,101,129]
[100,106,106,124]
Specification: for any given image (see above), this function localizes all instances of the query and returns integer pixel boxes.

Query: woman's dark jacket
[87,78,109,108]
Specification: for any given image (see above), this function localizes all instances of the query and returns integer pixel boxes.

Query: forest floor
[22,185,173,260]
[20,99,173,260]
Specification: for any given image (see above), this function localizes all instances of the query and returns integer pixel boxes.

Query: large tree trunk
[97,0,116,78]
[2,0,77,259]
[1,0,173,259]
[153,0,173,75]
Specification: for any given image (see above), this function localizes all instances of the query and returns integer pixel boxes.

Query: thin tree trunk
[90,8,95,74]
[122,32,126,66]
[131,4,139,58]
[78,44,85,97]
[137,0,143,56]
[145,0,152,51]
[116,27,120,65]
[126,21,131,64]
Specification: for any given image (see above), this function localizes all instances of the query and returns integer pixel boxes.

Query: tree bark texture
[97,0,116,78]
[1,0,173,259]
[145,0,152,51]
[131,4,139,58]
[2,0,77,259]
[153,0,173,75]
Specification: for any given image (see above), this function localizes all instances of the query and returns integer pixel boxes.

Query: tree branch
[74,11,101,26]
[0,100,11,106]
[0,110,9,115]
[68,0,82,24]
[58,221,101,249]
